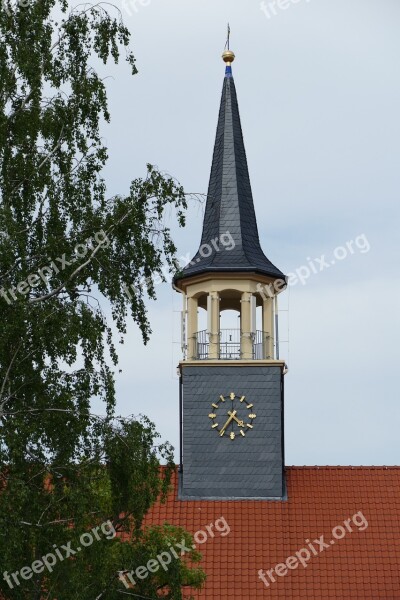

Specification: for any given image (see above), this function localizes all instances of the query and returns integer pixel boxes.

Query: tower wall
[179,362,285,500]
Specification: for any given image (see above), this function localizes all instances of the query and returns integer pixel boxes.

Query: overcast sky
[88,0,399,465]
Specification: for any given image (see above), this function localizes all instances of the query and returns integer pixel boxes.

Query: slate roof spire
[174,45,286,284]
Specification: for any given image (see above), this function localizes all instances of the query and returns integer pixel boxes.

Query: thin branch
[0,342,21,408]
[27,191,161,303]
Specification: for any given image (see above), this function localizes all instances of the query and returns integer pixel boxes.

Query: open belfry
[173,46,287,500]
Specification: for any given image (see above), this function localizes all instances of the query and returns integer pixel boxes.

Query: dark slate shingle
[174,69,285,283]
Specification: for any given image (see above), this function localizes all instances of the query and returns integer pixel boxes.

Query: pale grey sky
[90,0,399,464]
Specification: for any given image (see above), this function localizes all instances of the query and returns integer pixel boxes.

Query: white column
[187,296,198,360]
[208,292,220,359]
[241,292,253,360]
[274,294,279,360]
[262,296,274,359]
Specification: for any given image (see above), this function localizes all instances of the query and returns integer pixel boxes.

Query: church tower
[173,46,287,500]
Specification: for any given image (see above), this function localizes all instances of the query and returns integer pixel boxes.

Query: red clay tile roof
[143,466,400,599]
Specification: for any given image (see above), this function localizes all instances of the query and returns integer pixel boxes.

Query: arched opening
[218,290,242,358]
[219,308,241,359]
[197,302,208,332]
[195,294,208,359]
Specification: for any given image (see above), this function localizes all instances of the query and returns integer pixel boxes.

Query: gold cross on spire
[225,23,231,50]
[222,24,235,66]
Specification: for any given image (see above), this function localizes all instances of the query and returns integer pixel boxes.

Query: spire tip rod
[222,24,235,69]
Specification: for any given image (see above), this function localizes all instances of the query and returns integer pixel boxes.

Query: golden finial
[222,50,235,65]
[222,23,235,66]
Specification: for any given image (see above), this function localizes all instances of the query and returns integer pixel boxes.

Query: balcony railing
[194,329,271,360]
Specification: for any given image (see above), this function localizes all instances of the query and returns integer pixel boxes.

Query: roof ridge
[159,465,400,471]
[287,465,400,469]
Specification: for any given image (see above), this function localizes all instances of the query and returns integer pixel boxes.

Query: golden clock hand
[219,410,237,436]
[228,410,245,427]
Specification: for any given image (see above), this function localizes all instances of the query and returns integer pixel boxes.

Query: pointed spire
[175,41,285,286]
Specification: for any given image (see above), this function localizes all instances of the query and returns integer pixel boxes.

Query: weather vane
[222,23,235,68]
[225,23,231,51]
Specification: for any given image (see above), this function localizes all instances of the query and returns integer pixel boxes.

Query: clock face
[208,392,257,440]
